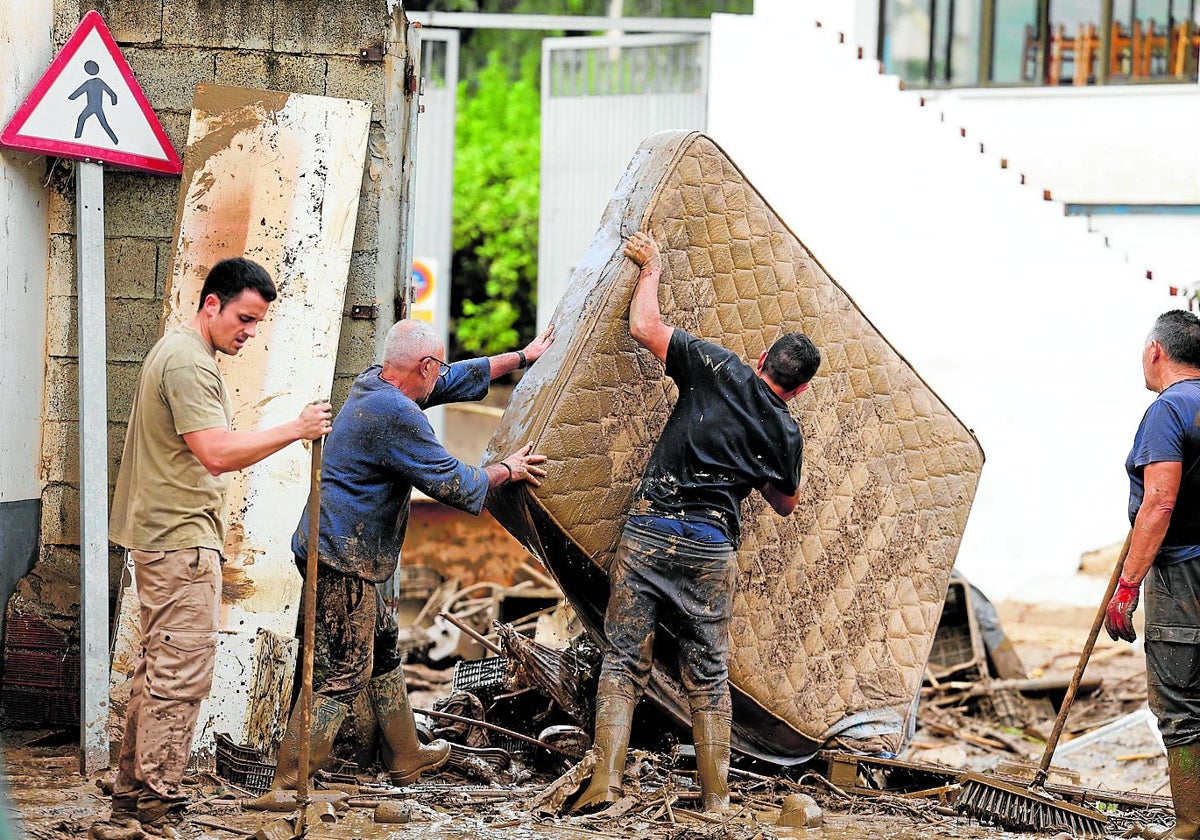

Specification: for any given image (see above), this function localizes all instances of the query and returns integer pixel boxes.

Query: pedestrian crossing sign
[1,10,182,175]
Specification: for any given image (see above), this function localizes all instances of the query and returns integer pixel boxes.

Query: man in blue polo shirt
[575,231,820,813]
[1106,309,1200,839]
[275,317,553,790]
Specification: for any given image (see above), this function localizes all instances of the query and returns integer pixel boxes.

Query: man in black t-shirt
[575,231,821,813]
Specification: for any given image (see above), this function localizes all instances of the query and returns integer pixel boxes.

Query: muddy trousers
[586,522,736,810]
[293,563,386,766]
[113,548,221,822]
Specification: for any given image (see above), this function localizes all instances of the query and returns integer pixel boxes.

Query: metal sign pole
[77,159,110,773]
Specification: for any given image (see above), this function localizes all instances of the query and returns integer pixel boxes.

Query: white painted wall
[925,85,1200,204]
[709,6,1178,603]
[794,0,1200,205]
[0,4,52,504]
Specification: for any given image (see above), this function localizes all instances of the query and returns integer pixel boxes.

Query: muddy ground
[0,579,1178,840]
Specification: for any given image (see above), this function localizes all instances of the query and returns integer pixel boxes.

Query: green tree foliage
[408,0,754,357]
[451,50,541,356]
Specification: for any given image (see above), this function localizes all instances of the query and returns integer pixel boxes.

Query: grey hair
[1150,309,1200,369]
[383,319,441,367]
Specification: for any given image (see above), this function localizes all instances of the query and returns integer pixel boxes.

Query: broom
[955,530,1133,838]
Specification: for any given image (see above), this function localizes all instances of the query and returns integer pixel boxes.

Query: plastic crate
[214,733,275,795]
[451,656,510,705]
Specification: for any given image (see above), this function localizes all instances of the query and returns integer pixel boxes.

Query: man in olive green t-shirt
[101,258,331,838]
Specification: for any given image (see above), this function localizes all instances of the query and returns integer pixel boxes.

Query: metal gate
[538,33,709,326]
[413,27,459,440]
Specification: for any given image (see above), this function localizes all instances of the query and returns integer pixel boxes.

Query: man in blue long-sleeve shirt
[276,318,552,790]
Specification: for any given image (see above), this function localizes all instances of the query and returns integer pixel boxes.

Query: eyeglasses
[420,355,451,378]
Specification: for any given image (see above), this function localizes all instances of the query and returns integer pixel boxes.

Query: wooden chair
[1048,24,1077,84]
[1110,20,1133,76]
[1137,19,1169,77]
[1171,21,1200,77]
[1074,22,1098,85]
[1131,18,1145,76]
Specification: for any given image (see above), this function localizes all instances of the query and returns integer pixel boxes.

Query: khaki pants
[114,547,221,808]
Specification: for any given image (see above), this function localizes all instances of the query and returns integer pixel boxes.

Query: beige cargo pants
[113,547,221,813]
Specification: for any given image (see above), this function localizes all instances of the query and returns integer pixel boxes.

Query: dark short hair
[764,332,820,391]
[197,257,277,311]
[1150,309,1200,368]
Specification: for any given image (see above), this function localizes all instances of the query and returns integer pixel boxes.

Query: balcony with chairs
[881,0,1199,88]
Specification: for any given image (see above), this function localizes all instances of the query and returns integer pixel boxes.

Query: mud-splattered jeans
[1145,555,1200,748]
[599,520,737,715]
[296,563,378,700]
[114,547,221,811]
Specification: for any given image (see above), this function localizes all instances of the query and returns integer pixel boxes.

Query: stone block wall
[16,0,417,656]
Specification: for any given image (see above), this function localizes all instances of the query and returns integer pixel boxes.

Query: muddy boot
[344,689,378,769]
[1169,743,1200,839]
[110,788,140,823]
[369,664,450,785]
[135,797,187,840]
[572,688,635,813]
[266,694,350,791]
[692,710,731,812]
[88,820,145,840]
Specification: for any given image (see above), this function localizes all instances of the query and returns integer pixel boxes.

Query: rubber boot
[692,710,731,812]
[267,694,349,791]
[1169,743,1200,839]
[572,688,636,812]
[342,689,378,769]
[369,664,450,785]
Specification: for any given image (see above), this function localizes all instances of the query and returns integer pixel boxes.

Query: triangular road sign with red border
[1,10,182,176]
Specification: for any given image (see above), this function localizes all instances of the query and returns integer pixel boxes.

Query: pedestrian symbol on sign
[70,60,118,145]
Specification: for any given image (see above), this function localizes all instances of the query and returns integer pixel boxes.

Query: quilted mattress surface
[485,131,984,761]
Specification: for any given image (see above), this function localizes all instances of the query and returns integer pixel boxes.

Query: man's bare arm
[625,231,672,364]
[487,323,556,379]
[184,401,332,476]
[1121,459,1180,584]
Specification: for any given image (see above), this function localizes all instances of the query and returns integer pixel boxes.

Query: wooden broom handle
[296,437,322,825]
[1032,529,1133,789]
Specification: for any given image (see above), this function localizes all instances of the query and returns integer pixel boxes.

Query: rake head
[956,772,1108,838]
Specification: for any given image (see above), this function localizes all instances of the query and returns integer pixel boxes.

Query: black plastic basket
[214,732,275,795]
[452,656,510,706]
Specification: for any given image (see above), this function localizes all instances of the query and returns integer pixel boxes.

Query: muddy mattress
[484,131,984,762]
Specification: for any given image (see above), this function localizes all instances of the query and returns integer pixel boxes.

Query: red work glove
[1104,578,1141,643]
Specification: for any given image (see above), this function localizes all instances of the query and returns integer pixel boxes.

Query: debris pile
[0,565,1184,840]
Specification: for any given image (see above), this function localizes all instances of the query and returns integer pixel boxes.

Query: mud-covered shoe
[87,819,145,840]
[110,790,140,823]
[137,816,181,840]
[136,798,186,839]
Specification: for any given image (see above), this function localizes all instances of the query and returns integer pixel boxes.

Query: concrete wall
[7,0,417,699]
[0,4,54,661]
[709,4,1177,604]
